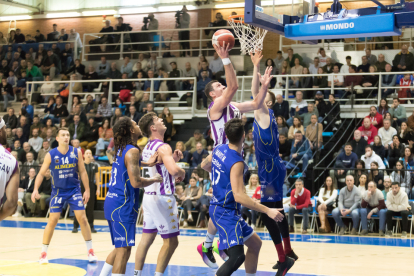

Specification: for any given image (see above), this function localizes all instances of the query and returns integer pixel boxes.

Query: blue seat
[322,132,334,137]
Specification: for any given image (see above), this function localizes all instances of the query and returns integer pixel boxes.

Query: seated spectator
[375,54,387,72]
[287,91,307,126]
[287,131,311,177]
[313,67,328,97]
[357,173,368,194]
[144,103,156,116]
[309,56,319,75]
[108,62,121,79]
[378,98,390,117]
[198,61,213,80]
[96,118,113,156]
[289,57,303,88]
[143,70,160,91]
[127,105,142,123]
[65,59,85,77]
[378,119,397,151]
[26,61,43,91]
[28,128,43,153]
[368,161,384,189]
[400,146,414,168]
[135,53,148,72]
[48,23,60,41]
[138,93,154,113]
[37,141,50,164]
[327,65,344,98]
[317,176,338,233]
[95,96,112,121]
[382,64,397,98]
[41,49,59,80]
[58,28,68,41]
[3,107,17,129]
[288,117,304,140]
[365,105,383,129]
[358,118,378,145]
[83,65,99,92]
[389,98,407,126]
[314,91,327,118]
[14,128,26,147]
[285,48,303,68]
[357,55,370,73]
[146,52,160,72]
[15,71,27,100]
[84,94,99,116]
[240,174,261,228]
[26,34,36,44]
[209,52,224,79]
[388,135,404,169]
[118,73,134,91]
[197,70,212,109]
[68,114,85,141]
[322,57,334,73]
[120,56,133,78]
[397,73,413,104]
[332,143,358,186]
[372,136,386,160]
[71,139,84,156]
[299,67,313,98]
[360,181,386,236]
[53,96,69,124]
[19,168,37,217]
[392,44,414,72]
[397,122,413,145]
[359,65,379,99]
[175,141,191,164]
[332,175,361,235]
[288,179,312,233]
[96,56,110,78]
[361,145,385,170]
[305,114,323,149]
[43,128,56,146]
[80,117,100,150]
[352,160,367,183]
[276,116,289,138]
[10,52,21,67]
[185,129,206,153]
[39,75,56,97]
[168,61,182,91]
[0,77,13,112]
[21,152,39,180]
[279,133,291,161]
[33,168,52,217]
[181,62,197,90]
[111,108,122,127]
[272,93,289,121]
[391,160,411,194]
[191,143,208,167]
[181,177,202,228]
[382,176,391,200]
[17,115,30,141]
[365,48,377,65]
[296,102,319,128]
[385,182,410,237]
[273,50,284,74]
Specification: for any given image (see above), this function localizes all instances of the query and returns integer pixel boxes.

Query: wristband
[222,58,231,66]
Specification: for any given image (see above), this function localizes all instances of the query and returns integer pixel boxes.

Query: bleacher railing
[82,26,240,61]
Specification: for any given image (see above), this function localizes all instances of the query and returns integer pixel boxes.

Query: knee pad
[216,245,245,276]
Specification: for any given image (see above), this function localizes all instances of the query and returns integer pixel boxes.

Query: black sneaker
[91,228,97,233]
[197,242,218,269]
[72,228,78,233]
[24,212,34,218]
[273,251,298,269]
[275,256,295,276]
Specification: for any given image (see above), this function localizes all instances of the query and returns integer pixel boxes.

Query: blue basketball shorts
[49,187,85,213]
[107,220,136,248]
[210,205,254,250]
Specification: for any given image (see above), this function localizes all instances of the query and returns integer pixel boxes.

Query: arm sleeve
[361,198,368,208]
[325,189,338,205]
[317,188,325,204]
[290,189,297,205]
[349,191,361,211]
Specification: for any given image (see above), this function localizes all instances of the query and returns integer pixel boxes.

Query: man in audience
[305,114,323,150]
[272,93,289,120]
[296,102,319,128]
[21,152,38,180]
[128,95,140,111]
[382,177,391,200]
[108,62,122,79]
[49,23,60,40]
[3,107,17,129]
[382,64,397,98]
[84,95,98,116]
[13,140,23,156]
[327,65,344,98]
[365,48,377,65]
[361,145,385,170]
[386,182,410,238]
[358,117,378,144]
[185,130,207,153]
[21,168,37,217]
[309,57,319,75]
[360,181,386,236]
[392,44,414,71]
[322,57,334,73]
[279,133,291,161]
[68,114,85,142]
[340,56,353,74]
[286,48,303,67]
[19,142,37,163]
[344,65,363,94]
[332,143,358,187]
[138,93,154,113]
[41,49,59,79]
[198,61,212,79]
[33,168,52,217]
[314,91,327,118]
[191,142,208,167]
[288,179,312,234]
[53,96,69,124]
[143,70,158,91]
[365,106,383,129]
[95,96,112,121]
[68,29,83,56]
[15,128,26,145]
[182,62,197,90]
[273,50,284,74]
[209,52,224,79]
[96,56,110,78]
[357,56,370,73]
[21,98,33,121]
[120,56,133,78]
[28,128,43,153]
[197,70,212,109]
[37,141,50,164]
[375,54,387,72]
[44,129,55,147]
[317,48,330,67]
[17,115,30,142]
[84,65,99,92]
[287,91,307,126]
[332,175,361,235]
[350,130,368,158]
[178,5,191,56]
[30,115,43,135]
[288,131,311,177]
[128,105,141,123]
[389,98,407,126]
[378,119,397,150]
[168,62,181,91]
[60,43,73,72]
[35,30,45,42]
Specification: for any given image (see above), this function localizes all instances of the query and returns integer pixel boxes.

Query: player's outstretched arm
[77,149,90,204]
[125,148,162,188]
[201,154,213,173]
[254,66,274,127]
[0,168,19,221]
[230,162,284,222]
[158,144,185,182]
[32,152,51,203]
[250,50,263,99]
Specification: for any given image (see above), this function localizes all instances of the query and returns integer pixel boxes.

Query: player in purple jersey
[0,117,19,221]
[199,43,270,268]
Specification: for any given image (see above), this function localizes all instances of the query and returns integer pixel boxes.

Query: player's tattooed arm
[126,148,162,188]
[201,154,213,173]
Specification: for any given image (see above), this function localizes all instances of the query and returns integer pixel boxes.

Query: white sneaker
[17,199,23,207]
[12,212,22,217]
[183,221,188,228]
[39,252,48,264]
[88,249,98,262]
[251,224,256,230]
[188,215,193,222]
[401,231,408,239]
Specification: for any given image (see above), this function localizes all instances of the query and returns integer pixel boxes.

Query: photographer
[177,5,191,57]
[143,13,159,50]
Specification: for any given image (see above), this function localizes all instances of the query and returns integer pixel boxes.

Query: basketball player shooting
[0,117,19,221]
[32,127,97,264]
[198,42,269,268]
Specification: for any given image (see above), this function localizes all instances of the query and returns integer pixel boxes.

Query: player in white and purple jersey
[0,117,19,221]
[198,43,270,268]
[134,112,186,276]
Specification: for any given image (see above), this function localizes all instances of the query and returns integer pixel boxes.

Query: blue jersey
[104,145,139,223]
[253,109,286,202]
[210,144,247,211]
[49,146,80,190]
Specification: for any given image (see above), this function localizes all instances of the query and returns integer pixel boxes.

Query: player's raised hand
[153,173,163,183]
[31,189,39,203]
[213,42,230,59]
[146,151,162,167]
[83,189,90,205]
[250,50,263,66]
[258,66,273,88]
[266,208,285,223]
[173,149,183,162]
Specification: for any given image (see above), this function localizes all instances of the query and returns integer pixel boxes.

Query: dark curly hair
[112,117,137,162]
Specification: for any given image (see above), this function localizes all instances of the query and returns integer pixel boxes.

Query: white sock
[85,240,93,251]
[154,272,163,276]
[205,232,215,248]
[42,244,49,254]
[112,274,124,276]
[246,273,256,276]
[99,262,113,276]
[134,270,142,276]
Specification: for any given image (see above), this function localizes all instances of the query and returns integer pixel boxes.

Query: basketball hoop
[228,15,268,55]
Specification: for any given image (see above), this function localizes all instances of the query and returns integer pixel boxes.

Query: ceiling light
[0,15,32,21]
[46,12,80,18]
[82,10,117,16]
[118,7,156,14]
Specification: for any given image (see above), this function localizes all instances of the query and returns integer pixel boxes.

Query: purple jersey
[0,146,18,203]
[207,102,241,148]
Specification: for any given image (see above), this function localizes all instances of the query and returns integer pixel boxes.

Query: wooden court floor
[0,217,412,276]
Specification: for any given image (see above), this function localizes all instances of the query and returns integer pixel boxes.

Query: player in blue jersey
[32,127,97,264]
[250,52,297,275]
[201,118,284,276]
[99,117,162,276]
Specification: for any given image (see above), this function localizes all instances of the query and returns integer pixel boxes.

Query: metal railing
[81,26,239,61]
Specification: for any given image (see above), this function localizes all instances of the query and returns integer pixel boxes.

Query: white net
[228,17,268,55]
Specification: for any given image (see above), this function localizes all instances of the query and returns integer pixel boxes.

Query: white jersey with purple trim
[207,102,241,148]
[0,145,18,203]
[141,139,175,195]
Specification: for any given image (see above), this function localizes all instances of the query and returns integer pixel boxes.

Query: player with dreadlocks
[99,117,162,276]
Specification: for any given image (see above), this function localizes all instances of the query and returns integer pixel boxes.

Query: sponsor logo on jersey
[215,149,227,162]
[55,163,76,169]
[268,197,274,200]
[230,240,236,245]
[78,200,83,207]
[212,158,222,169]
[129,239,135,244]
[167,199,172,203]
[106,192,118,198]
[55,157,59,163]
[171,219,176,223]
[172,226,177,229]
[70,152,76,159]
[222,240,227,244]
[159,225,165,229]
[115,237,126,241]
[169,213,174,216]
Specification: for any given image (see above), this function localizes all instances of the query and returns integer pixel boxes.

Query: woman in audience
[369,161,384,190]
[289,58,303,88]
[265,58,277,88]
[276,116,289,138]
[241,174,260,229]
[361,65,379,98]
[111,108,122,127]
[59,118,67,128]
[377,98,389,117]
[197,55,208,71]
[0,32,7,44]
[72,95,83,112]
[372,135,386,160]
[96,118,113,156]
[313,67,328,98]
[45,118,57,137]
[400,147,414,169]
[317,176,337,233]
[398,122,414,146]
[300,67,313,99]
[278,60,291,88]
[244,130,254,163]
[159,106,175,142]
[181,177,202,228]
[357,173,368,194]
[288,117,304,140]
[351,160,366,178]
[8,30,16,44]
[134,71,145,90]
[65,59,86,77]
[175,141,190,164]
[391,160,411,194]
[43,97,56,123]
[388,135,404,169]
[113,98,126,115]
[384,112,399,129]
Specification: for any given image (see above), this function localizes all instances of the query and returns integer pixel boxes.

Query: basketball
[212,29,235,50]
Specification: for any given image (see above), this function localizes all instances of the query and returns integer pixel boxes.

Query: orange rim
[228,14,245,24]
